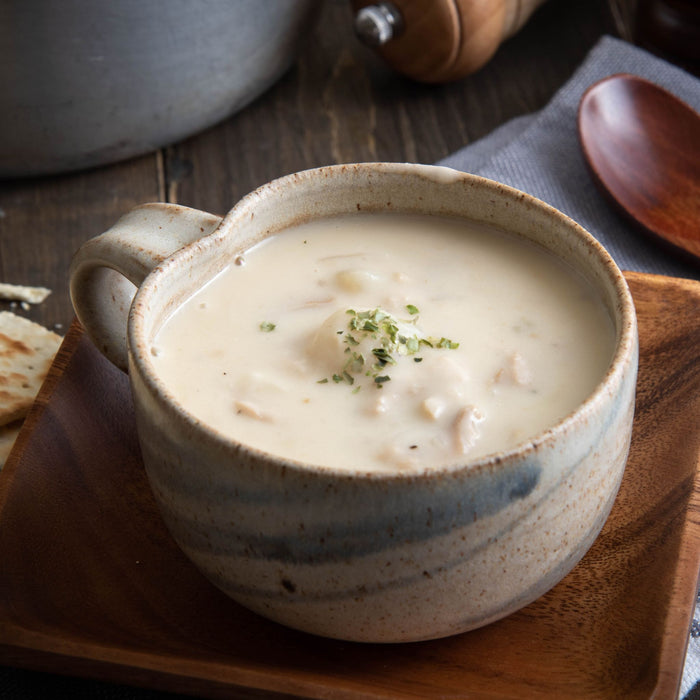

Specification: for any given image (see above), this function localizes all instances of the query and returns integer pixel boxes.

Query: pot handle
[70,203,222,372]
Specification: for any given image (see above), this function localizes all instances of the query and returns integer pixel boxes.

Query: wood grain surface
[350,0,549,83]
[0,271,697,700]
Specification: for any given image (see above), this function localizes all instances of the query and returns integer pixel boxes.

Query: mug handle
[70,202,222,371]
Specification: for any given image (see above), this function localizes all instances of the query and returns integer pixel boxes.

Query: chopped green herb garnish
[385,323,399,343]
[324,307,459,391]
[371,347,395,366]
[259,321,276,332]
[344,351,365,374]
[317,378,329,383]
[406,336,420,353]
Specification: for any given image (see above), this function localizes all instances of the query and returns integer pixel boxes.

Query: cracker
[0,419,22,469]
[0,282,51,305]
[0,311,62,426]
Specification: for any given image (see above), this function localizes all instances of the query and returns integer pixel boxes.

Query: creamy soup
[151,213,615,472]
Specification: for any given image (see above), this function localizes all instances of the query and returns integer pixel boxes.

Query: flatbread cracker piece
[0,419,22,469]
[0,282,51,305]
[0,311,62,426]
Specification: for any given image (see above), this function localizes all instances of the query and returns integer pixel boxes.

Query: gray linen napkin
[440,35,700,283]
[439,35,700,700]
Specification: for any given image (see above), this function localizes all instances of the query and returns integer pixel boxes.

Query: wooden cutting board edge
[623,271,700,699]
[0,271,698,700]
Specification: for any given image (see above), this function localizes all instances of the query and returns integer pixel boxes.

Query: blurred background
[5,0,696,334]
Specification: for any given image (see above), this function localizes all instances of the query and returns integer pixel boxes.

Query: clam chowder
[150,213,615,472]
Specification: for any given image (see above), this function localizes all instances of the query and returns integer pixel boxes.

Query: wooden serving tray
[0,271,698,699]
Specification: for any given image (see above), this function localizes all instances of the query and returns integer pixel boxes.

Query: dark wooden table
[3,1,692,698]
[0,0,641,336]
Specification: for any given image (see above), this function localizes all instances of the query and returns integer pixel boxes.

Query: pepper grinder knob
[354,2,404,46]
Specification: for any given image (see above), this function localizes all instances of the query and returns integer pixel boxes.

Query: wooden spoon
[578,73,700,263]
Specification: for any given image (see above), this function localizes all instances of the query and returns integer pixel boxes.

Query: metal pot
[0,0,319,177]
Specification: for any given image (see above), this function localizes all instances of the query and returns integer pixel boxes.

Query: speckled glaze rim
[128,162,638,481]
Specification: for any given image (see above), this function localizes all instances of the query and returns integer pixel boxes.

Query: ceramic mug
[70,163,638,642]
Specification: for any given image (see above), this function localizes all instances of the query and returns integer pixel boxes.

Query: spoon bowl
[578,73,700,263]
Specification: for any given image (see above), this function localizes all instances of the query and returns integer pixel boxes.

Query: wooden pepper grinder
[352,0,548,82]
